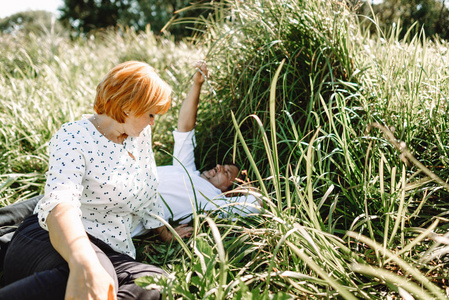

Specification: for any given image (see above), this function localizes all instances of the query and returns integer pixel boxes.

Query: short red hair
[94,61,171,123]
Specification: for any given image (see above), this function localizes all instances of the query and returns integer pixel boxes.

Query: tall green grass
[134,0,449,298]
[3,0,449,298]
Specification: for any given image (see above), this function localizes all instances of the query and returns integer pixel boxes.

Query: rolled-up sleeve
[35,127,85,230]
[142,202,165,230]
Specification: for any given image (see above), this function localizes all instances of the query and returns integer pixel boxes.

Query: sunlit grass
[0,26,203,204]
[3,0,449,298]
[141,0,449,298]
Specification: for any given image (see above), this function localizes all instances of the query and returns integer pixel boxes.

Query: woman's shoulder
[57,119,90,134]
[51,119,95,144]
[59,118,90,131]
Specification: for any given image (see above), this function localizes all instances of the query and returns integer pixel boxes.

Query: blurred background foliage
[0,10,67,36]
[357,0,449,40]
[1,0,449,40]
[0,0,218,39]
[57,0,218,38]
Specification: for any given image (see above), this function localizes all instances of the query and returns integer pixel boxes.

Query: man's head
[200,164,240,193]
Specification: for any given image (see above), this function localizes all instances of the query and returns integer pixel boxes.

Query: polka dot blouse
[35,116,164,258]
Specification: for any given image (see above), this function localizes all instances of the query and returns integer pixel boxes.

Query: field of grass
[2,0,449,298]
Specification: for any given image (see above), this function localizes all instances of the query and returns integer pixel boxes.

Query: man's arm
[152,224,193,241]
[177,61,209,132]
[224,188,268,207]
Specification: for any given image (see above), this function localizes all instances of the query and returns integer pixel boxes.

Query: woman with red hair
[0,61,191,300]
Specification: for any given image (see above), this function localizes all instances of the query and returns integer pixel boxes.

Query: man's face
[200,164,240,192]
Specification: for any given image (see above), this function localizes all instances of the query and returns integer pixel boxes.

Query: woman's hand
[66,257,116,300]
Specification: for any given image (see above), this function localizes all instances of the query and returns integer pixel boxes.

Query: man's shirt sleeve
[172,130,197,171]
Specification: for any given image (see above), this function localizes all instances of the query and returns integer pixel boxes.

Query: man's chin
[201,172,211,180]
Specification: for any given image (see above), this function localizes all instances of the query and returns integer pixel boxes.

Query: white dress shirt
[157,130,260,224]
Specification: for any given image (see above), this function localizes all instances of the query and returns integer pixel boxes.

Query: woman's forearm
[46,202,117,300]
[46,202,98,268]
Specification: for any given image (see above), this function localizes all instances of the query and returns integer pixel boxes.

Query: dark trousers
[0,214,164,300]
[0,195,41,271]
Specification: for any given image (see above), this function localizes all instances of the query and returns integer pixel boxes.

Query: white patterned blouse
[34,116,164,258]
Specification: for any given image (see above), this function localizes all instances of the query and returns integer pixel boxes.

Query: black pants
[0,214,164,300]
[0,195,41,271]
